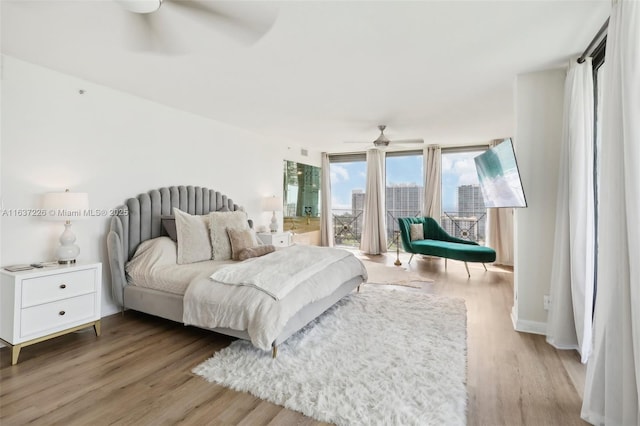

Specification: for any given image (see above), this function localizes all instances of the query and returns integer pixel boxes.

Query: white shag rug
[192,287,467,426]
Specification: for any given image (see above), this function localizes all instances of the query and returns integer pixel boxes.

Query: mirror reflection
[283,160,321,234]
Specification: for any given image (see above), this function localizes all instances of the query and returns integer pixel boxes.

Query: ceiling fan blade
[115,0,161,14]
[122,7,185,54]
[389,139,424,144]
[165,0,277,45]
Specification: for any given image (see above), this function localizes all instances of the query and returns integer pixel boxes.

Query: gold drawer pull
[59,284,67,289]
[59,310,66,316]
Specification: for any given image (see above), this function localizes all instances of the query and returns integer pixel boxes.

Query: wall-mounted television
[474,138,527,208]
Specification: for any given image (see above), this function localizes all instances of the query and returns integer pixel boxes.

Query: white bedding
[184,249,367,351]
[125,237,234,295]
[126,238,368,352]
[209,245,351,300]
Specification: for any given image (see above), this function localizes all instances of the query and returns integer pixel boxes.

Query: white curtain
[546,59,595,363]
[486,208,513,265]
[582,2,640,424]
[486,140,514,265]
[423,144,441,220]
[360,148,387,254]
[320,152,333,247]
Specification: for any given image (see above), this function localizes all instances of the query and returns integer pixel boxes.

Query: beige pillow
[410,223,424,241]
[173,208,211,264]
[209,211,249,260]
[227,228,256,260]
[238,245,276,261]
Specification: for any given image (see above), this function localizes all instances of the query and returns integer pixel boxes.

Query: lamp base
[56,222,80,265]
[270,211,278,233]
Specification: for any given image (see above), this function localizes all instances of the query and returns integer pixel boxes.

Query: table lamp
[262,195,283,233]
[43,189,89,264]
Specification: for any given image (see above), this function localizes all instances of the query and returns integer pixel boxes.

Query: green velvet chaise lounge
[398,216,496,277]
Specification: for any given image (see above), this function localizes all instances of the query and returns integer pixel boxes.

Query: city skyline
[330,149,485,214]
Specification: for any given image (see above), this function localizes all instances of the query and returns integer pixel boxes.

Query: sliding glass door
[440,147,488,245]
[329,154,366,247]
[385,151,423,249]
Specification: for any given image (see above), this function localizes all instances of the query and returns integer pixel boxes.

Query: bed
[107,185,367,357]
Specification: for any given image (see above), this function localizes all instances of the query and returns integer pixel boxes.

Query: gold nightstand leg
[11,345,21,365]
[93,320,101,337]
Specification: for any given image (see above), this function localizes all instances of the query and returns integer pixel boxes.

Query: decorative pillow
[161,215,177,242]
[227,228,256,260]
[238,244,276,261]
[208,211,249,260]
[173,208,212,264]
[410,223,424,241]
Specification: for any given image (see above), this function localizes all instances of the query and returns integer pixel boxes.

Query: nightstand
[257,231,292,248]
[0,262,102,365]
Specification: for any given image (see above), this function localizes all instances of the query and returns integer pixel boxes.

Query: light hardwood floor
[0,252,586,425]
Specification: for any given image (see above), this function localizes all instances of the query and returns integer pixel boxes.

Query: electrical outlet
[543,295,551,311]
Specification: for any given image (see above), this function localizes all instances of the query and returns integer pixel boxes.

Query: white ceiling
[1,1,610,153]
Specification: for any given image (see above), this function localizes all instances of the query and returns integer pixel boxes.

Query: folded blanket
[209,245,351,300]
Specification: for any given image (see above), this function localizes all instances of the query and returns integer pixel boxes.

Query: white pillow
[173,208,212,264]
[125,236,178,281]
[208,210,249,260]
[410,223,424,241]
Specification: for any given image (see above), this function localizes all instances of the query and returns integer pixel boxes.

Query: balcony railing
[331,209,420,249]
[332,209,488,248]
[441,211,487,245]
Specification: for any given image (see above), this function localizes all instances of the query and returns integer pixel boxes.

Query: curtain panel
[546,59,595,363]
[486,140,514,266]
[582,1,640,424]
[320,153,333,247]
[360,149,387,254]
[422,145,441,220]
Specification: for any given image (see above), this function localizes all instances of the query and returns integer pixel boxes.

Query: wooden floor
[0,253,587,425]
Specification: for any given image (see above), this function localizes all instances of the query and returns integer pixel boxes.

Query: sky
[330,150,484,213]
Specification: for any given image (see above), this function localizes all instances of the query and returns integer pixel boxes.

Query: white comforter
[209,245,352,300]
[183,246,367,351]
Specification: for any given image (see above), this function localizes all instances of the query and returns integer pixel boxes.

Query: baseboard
[511,310,547,335]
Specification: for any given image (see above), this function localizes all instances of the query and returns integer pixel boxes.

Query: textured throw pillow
[173,208,212,264]
[238,244,276,261]
[161,215,177,242]
[410,223,424,241]
[227,228,256,260]
[208,211,249,260]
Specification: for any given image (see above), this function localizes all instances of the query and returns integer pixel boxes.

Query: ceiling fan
[115,0,277,53]
[346,125,424,148]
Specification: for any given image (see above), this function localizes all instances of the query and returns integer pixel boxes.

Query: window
[329,154,366,247]
[385,151,423,248]
[440,147,488,244]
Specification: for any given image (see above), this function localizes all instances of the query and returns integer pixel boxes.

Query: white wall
[0,56,317,317]
[512,68,565,334]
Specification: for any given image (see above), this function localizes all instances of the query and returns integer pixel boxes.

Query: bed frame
[107,185,362,357]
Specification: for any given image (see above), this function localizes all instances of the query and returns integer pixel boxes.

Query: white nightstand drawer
[272,236,289,247]
[22,269,95,308]
[257,232,291,247]
[20,293,96,338]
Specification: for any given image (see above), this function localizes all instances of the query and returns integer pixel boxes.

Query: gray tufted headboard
[107,185,250,306]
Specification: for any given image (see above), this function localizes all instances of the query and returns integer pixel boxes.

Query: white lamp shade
[42,191,89,221]
[262,196,283,212]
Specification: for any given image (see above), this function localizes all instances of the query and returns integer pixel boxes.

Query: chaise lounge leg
[408,254,415,264]
[483,263,487,271]
[445,258,448,270]
[272,345,278,358]
[464,262,470,278]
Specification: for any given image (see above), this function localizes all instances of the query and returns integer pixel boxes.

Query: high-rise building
[442,184,487,242]
[385,184,423,218]
[458,184,485,215]
[351,189,365,216]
